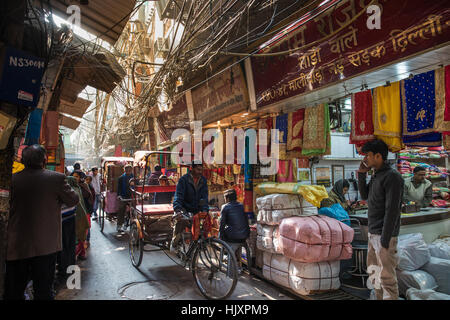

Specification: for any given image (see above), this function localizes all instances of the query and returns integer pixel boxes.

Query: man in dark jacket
[358,139,404,300]
[148,165,162,185]
[171,163,208,252]
[219,189,249,243]
[5,145,79,300]
[117,165,134,232]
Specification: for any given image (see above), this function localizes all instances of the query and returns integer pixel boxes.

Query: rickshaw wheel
[99,198,105,233]
[129,222,143,268]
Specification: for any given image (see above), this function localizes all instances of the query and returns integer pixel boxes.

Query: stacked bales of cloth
[262,252,341,295]
[279,215,353,263]
[256,194,317,225]
[256,224,282,254]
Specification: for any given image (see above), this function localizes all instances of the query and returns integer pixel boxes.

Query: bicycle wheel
[129,222,143,268]
[191,238,238,300]
[99,198,105,232]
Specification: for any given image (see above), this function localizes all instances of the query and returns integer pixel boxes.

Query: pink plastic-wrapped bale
[279,215,354,263]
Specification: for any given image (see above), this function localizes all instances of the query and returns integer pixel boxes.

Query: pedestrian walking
[69,172,90,261]
[4,145,79,300]
[89,167,101,220]
[357,139,404,300]
[84,175,96,248]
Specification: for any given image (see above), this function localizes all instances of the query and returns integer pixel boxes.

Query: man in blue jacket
[117,165,134,232]
[171,163,209,252]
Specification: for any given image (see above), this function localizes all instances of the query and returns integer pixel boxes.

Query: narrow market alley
[56,219,294,301]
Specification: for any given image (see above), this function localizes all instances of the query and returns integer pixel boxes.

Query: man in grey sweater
[357,139,404,300]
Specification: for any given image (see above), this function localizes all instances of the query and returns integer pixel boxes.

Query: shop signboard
[251,0,450,109]
[191,64,249,125]
[0,46,45,108]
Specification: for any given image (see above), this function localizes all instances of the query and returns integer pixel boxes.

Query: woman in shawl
[320,179,351,212]
[67,175,90,261]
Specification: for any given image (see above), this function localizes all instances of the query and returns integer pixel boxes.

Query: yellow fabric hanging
[373,82,403,152]
[254,182,328,207]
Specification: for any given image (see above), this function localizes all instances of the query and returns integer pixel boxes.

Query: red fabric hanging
[350,90,375,146]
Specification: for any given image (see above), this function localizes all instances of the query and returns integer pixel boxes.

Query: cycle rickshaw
[98,156,134,232]
[128,151,239,300]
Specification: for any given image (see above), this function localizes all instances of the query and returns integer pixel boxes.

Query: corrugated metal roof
[47,0,137,45]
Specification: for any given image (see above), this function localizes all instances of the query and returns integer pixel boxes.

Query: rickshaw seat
[135,204,174,216]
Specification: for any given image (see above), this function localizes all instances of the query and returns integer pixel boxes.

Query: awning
[59,97,92,118]
[43,0,137,45]
[59,114,81,130]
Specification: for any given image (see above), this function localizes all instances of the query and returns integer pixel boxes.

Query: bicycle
[129,209,239,300]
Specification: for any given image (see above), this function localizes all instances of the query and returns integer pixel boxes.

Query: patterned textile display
[401,70,441,146]
[302,104,329,156]
[350,90,375,146]
[275,113,288,159]
[373,82,403,152]
[444,132,450,151]
[258,116,273,156]
[287,108,305,158]
[277,160,295,183]
[434,66,450,132]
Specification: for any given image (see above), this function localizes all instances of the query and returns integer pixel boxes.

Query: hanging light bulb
[176,76,183,88]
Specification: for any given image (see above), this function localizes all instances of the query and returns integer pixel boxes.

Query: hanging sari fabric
[277,159,296,183]
[373,82,403,152]
[401,70,441,146]
[302,104,329,156]
[444,132,450,151]
[275,114,288,160]
[434,66,450,132]
[244,135,254,215]
[350,90,375,147]
[224,166,234,183]
[257,116,273,156]
[287,108,305,158]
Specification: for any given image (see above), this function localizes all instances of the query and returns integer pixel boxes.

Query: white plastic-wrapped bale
[428,240,450,260]
[406,288,450,300]
[397,233,431,271]
[421,257,450,295]
[262,252,341,295]
[256,224,282,254]
[256,194,317,225]
[396,269,437,296]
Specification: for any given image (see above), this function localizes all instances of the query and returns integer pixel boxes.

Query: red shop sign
[251,0,450,109]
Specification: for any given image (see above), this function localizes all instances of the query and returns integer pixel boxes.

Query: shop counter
[350,208,450,243]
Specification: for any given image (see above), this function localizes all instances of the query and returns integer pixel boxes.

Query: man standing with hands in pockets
[357,139,404,300]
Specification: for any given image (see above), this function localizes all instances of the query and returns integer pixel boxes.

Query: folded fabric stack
[398,147,450,159]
